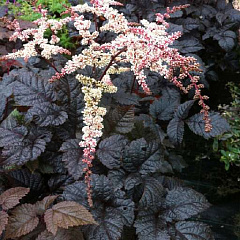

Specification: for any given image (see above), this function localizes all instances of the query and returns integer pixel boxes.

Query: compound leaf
[168,153,187,173]
[156,176,183,191]
[0,187,30,211]
[0,72,16,120]
[186,112,230,139]
[60,139,86,180]
[140,146,171,174]
[97,135,128,169]
[213,30,237,52]
[0,94,7,121]
[176,38,204,53]
[113,90,140,105]
[5,203,39,239]
[150,88,180,121]
[44,201,97,235]
[163,187,210,221]
[124,173,142,191]
[122,138,149,172]
[83,191,134,240]
[115,106,135,134]
[176,17,200,32]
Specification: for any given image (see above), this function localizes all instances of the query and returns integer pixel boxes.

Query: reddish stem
[130,76,136,93]
[35,47,59,73]
[98,47,127,82]
[93,14,99,32]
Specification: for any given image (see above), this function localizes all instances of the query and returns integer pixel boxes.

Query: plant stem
[98,47,127,82]
[131,76,136,93]
[35,47,59,73]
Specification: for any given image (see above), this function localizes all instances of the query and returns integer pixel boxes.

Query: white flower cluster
[4,15,71,61]
[76,73,116,151]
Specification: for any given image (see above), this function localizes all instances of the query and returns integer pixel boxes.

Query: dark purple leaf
[139,177,165,208]
[135,208,170,240]
[0,115,28,147]
[13,69,56,106]
[63,175,134,240]
[8,168,44,192]
[123,139,166,173]
[150,88,180,121]
[167,118,184,145]
[2,128,51,166]
[163,187,210,221]
[186,112,230,139]
[174,221,215,240]
[60,139,86,180]
[97,135,128,169]
[26,103,68,126]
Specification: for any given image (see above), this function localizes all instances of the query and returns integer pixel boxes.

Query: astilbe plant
[2,0,213,206]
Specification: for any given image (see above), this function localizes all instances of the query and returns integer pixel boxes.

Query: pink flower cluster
[2,0,212,205]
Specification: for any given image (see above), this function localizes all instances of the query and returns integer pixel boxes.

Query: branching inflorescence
[2,0,212,206]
